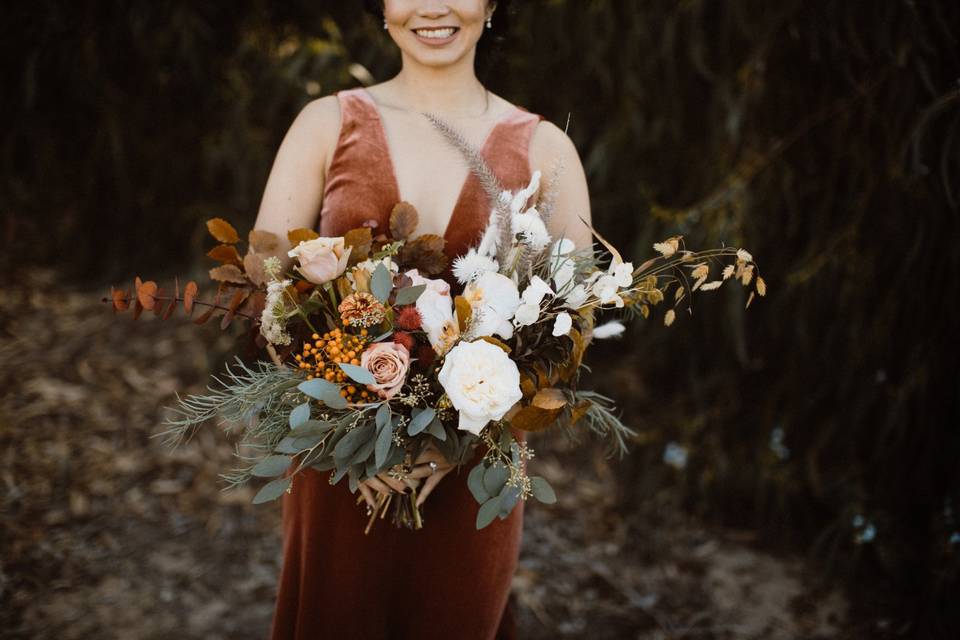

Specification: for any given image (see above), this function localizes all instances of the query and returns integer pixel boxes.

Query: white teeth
[414,27,456,39]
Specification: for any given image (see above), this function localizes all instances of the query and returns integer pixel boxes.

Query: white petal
[593,321,625,339]
[552,312,572,336]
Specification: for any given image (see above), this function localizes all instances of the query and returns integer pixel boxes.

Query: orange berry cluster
[294,328,372,404]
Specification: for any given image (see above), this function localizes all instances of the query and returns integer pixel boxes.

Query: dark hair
[362,0,511,80]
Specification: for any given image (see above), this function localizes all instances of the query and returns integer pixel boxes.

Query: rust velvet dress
[269,87,544,640]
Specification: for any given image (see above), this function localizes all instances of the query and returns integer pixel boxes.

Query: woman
[255,1,592,638]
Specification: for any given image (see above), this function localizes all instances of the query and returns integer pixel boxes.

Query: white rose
[438,340,523,435]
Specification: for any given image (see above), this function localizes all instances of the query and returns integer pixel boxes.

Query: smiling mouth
[411,27,460,40]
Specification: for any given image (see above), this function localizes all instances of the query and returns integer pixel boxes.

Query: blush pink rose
[287,237,352,285]
[361,342,410,399]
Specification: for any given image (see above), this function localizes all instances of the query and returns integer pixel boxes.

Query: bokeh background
[2,1,958,638]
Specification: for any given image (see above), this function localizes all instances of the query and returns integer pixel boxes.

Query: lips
[411,26,461,45]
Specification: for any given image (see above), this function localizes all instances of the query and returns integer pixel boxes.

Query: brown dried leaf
[389,202,419,240]
[569,400,592,426]
[243,251,268,287]
[558,328,585,381]
[111,287,129,312]
[207,217,240,244]
[511,389,567,432]
[209,264,246,285]
[220,289,249,330]
[193,292,220,325]
[756,276,767,296]
[206,243,243,266]
[162,297,178,320]
[454,295,472,332]
[183,281,198,314]
[532,387,567,410]
[132,298,144,321]
[152,287,166,316]
[249,229,280,253]
[520,373,537,399]
[344,227,373,265]
[137,280,158,311]
[287,228,320,247]
[399,234,447,275]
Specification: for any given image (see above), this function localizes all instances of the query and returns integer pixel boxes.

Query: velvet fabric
[269,87,544,640]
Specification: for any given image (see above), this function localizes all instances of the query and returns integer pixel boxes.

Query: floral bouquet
[104,114,765,532]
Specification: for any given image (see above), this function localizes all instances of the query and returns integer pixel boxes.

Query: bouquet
[104,114,766,532]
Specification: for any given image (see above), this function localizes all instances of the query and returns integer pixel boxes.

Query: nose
[417,1,451,18]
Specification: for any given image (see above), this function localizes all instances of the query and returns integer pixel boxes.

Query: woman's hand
[357,470,417,511]
[357,443,455,510]
[406,443,456,508]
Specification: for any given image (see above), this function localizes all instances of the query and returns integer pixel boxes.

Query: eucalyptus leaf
[371,262,393,302]
[352,431,378,465]
[426,417,446,441]
[483,463,509,496]
[407,407,436,436]
[288,402,311,429]
[375,403,391,430]
[467,463,490,503]
[251,455,293,478]
[334,422,375,462]
[476,495,503,529]
[340,363,376,385]
[321,388,349,410]
[393,284,426,306]
[375,418,394,467]
[293,419,333,435]
[311,458,336,472]
[252,476,291,504]
[331,462,350,485]
[530,476,557,504]
[498,484,522,518]
[298,378,340,401]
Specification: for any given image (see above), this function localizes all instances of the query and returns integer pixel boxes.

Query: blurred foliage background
[3,0,959,636]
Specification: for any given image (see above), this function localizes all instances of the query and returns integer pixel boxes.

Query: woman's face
[383,0,494,68]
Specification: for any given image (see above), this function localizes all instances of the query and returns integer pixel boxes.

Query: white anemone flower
[415,288,459,355]
[462,271,521,339]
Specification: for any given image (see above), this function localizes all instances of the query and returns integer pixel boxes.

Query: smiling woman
[363,0,512,80]
[259,1,593,638]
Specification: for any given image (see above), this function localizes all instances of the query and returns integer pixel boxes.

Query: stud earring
[486,16,492,29]
[383,19,388,30]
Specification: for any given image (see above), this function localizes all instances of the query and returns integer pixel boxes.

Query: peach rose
[361,342,410,399]
[287,237,352,285]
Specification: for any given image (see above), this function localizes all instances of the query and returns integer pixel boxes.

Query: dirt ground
[1,268,851,639]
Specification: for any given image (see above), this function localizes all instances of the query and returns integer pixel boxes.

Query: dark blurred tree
[3,0,958,634]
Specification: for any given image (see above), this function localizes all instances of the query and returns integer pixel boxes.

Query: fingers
[358,483,377,510]
[377,472,409,494]
[364,476,394,496]
[416,466,453,508]
[406,461,454,480]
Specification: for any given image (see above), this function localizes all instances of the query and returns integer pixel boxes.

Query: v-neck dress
[269,87,544,640]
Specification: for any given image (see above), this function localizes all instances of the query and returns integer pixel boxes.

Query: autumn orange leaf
[209,264,246,284]
[206,217,240,244]
[287,228,320,247]
[206,243,243,266]
[183,281,198,314]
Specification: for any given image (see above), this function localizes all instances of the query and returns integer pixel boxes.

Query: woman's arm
[251,95,342,270]
[528,119,594,250]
